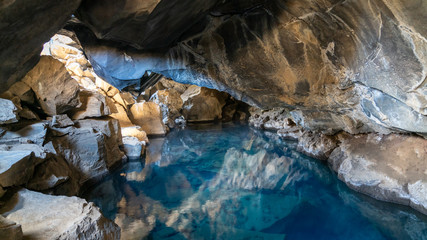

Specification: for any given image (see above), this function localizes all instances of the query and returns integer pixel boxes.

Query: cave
[0,0,426,239]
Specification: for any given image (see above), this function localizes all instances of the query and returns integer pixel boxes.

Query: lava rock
[0,215,23,240]
[21,56,81,116]
[181,86,227,122]
[329,133,427,214]
[150,89,184,128]
[0,99,19,125]
[130,102,168,136]
[0,189,120,240]
[70,90,113,120]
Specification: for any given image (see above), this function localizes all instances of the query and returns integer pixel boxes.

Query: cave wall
[0,0,82,92]
[74,0,427,135]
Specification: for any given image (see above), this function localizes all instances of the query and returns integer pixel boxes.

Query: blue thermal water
[85,123,427,240]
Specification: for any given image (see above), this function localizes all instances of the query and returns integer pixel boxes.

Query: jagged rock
[297,131,338,160]
[22,56,81,116]
[122,136,146,159]
[5,81,35,104]
[248,108,295,131]
[0,0,82,92]
[0,122,48,145]
[0,189,120,240]
[75,0,427,135]
[0,150,34,188]
[70,90,113,120]
[329,133,427,214]
[51,119,125,184]
[18,107,39,120]
[181,86,226,122]
[51,114,74,128]
[130,102,167,136]
[0,99,18,125]
[150,89,183,128]
[0,215,23,240]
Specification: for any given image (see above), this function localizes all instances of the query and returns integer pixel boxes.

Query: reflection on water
[85,123,427,240]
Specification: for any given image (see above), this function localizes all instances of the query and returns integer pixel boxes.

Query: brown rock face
[0,0,82,92]
[74,0,427,135]
[22,56,81,116]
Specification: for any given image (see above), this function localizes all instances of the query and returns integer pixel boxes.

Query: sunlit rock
[130,101,167,136]
[70,90,114,120]
[21,56,81,116]
[329,133,427,214]
[0,189,120,240]
[110,103,134,128]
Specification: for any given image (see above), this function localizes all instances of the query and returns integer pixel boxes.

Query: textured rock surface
[122,136,145,159]
[22,56,81,116]
[150,89,184,128]
[329,133,427,214]
[130,102,167,136]
[0,150,34,188]
[74,0,427,135]
[0,189,120,240]
[51,119,125,185]
[0,99,18,125]
[0,0,81,92]
[181,86,226,122]
[0,215,23,240]
[70,90,113,120]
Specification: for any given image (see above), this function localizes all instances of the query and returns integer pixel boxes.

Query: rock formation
[0,189,120,239]
[72,0,427,136]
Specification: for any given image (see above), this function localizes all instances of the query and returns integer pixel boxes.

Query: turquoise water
[85,123,427,240]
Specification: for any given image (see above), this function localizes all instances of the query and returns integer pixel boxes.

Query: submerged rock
[130,102,167,136]
[0,189,120,240]
[21,56,81,116]
[329,133,427,214]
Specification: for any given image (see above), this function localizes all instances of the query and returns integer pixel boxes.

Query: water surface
[85,123,427,240]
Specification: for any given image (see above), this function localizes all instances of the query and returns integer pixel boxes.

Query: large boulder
[22,56,81,116]
[129,102,167,136]
[0,122,48,145]
[70,90,114,120]
[329,133,427,214]
[181,86,226,122]
[0,189,120,240]
[0,150,34,188]
[0,99,18,125]
[51,119,125,185]
[0,0,82,92]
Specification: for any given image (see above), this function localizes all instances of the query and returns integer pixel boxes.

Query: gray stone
[329,133,427,214]
[0,189,120,240]
[150,89,183,128]
[297,131,338,161]
[0,98,18,125]
[22,56,81,116]
[51,114,74,128]
[0,215,23,240]
[122,136,146,159]
[0,122,48,145]
[51,119,125,184]
[0,150,33,188]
